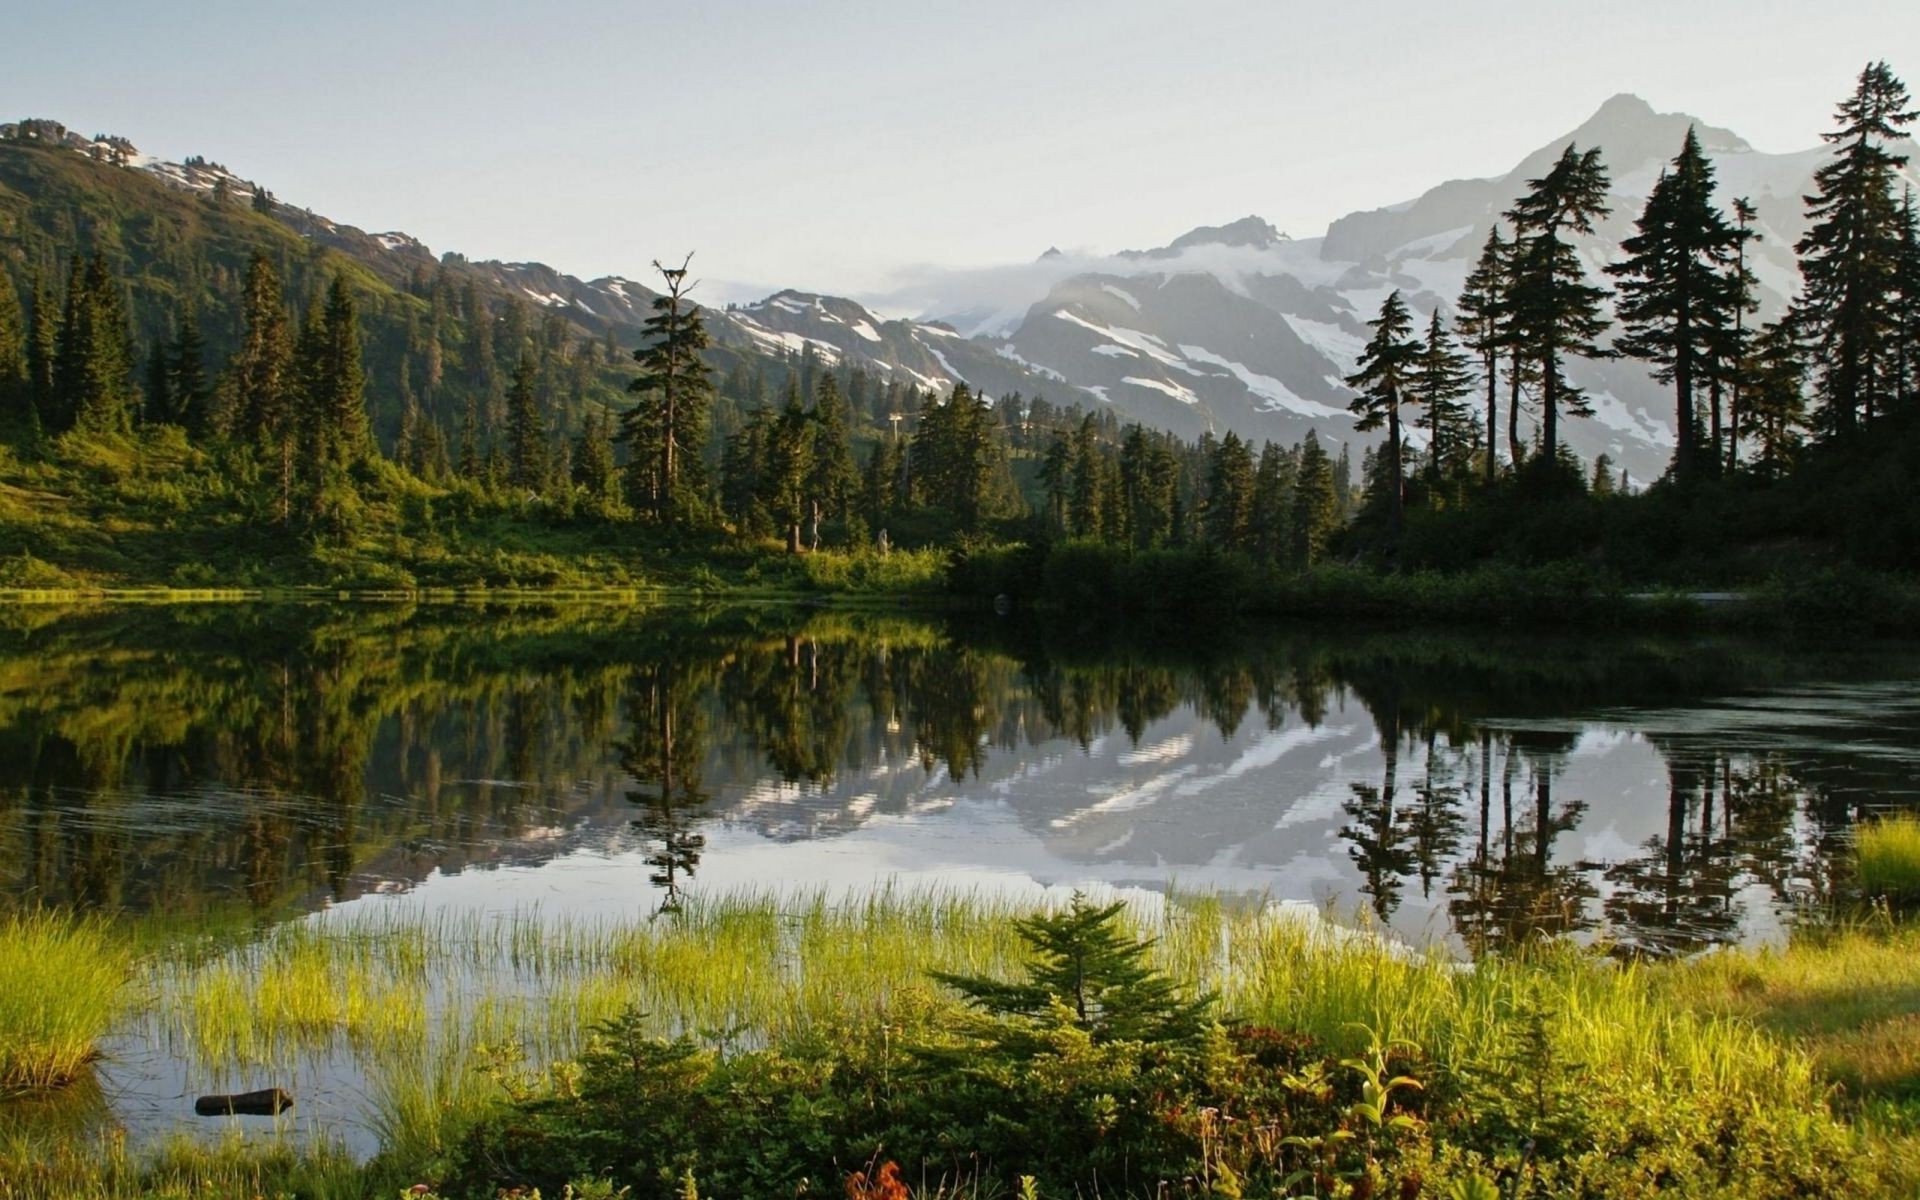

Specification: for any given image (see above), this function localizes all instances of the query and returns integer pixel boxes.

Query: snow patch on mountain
[1123,376,1200,406]
[1179,346,1348,421]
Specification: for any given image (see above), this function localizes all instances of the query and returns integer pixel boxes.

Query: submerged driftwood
[194,1087,294,1116]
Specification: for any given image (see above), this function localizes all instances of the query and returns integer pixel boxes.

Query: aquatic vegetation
[1858,813,1920,902]
[0,912,130,1097]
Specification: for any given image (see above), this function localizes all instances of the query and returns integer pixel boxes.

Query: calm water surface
[7,601,1920,1154]
[6,601,1918,951]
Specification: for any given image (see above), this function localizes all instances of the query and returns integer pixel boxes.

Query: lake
[6,600,1917,956]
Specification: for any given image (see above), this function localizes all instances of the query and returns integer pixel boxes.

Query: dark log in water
[194,1087,294,1116]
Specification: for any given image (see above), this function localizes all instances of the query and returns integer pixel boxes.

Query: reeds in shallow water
[0,912,130,1097]
[1858,813,1920,901]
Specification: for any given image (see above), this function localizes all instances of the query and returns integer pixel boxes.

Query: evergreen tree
[930,893,1213,1048]
[1038,434,1072,531]
[573,405,619,510]
[767,384,815,553]
[304,276,370,468]
[623,256,716,528]
[144,341,172,427]
[506,351,546,491]
[1118,424,1176,550]
[861,437,902,536]
[1722,197,1762,471]
[1590,453,1616,496]
[53,255,137,434]
[1250,440,1294,562]
[1795,61,1914,434]
[1505,144,1613,471]
[1457,227,1511,483]
[1290,430,1338,567]
[1068,413,1107,539]
[459,393,481,479]
[0,275,26,423]
[807,373,857,544]
[1345,290,1421,536]
[1409,310,1477,478]
[1202,430,1255,550]
[228,254,296,521]
[1741,318,1808,479]
[1894,188,1920,405]
[170,310,211,438]
[1606,128,1745,483]
[25,272,56,428]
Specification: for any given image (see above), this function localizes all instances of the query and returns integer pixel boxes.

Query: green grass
[0,912,131,1097]
[7,891,1920,1196]
[1859,814,1920,902]
[1655,917,1920,1105]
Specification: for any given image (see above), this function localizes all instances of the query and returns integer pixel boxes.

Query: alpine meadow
[3,6,1920,1198]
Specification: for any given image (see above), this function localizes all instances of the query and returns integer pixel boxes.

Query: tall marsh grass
[1858,813,1920,901]
[0,912,130,1096]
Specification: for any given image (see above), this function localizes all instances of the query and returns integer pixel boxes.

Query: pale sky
[5,1,1915,300]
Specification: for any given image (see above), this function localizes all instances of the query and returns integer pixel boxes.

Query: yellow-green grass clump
[1654,918,1920,1104]
[1858,813,1920,902]
[0,912,131,1096]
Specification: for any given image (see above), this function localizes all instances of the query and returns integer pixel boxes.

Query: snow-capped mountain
[12,96,1916,482]
[848,94,1919,481]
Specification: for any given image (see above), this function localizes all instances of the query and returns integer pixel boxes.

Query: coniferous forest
[0,63,1915,615]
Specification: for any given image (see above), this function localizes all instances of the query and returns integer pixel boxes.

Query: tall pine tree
[1504,144,1613,474]
[1795,61,1914,434]
[1607,128,1745,483]
[623,256,716,528]
[1346,290,1421,536]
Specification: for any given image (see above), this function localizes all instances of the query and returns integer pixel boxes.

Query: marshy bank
[2,890,1918,1198]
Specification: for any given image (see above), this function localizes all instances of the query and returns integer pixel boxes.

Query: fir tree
[1203,430,1255,550]
[228,254,296,521]
[1607,128,1745,483]
[51,255,137,434]
[144,342,172,426]
[1894,187,1920,405]
[1409,310,1477,478]
[1290,430,1338,567]
[807,373,857,544]
[1722,197,1762,471]
[1795,61,1914,434]
[1068,413,1107,539]
[1741,318,1808,479]
[1457,227,1510,483]
[1505,144,1613,472]
[768,383,814,553]
[623,256,716,528]
[1346,290,1421,536]
[170,310,211,438]
[506,351,546,491]
[0,275,26,424]
[573,405,619,510]
[1119,424,1177,550]
[1797,59,1904,435]
[1250,440,1294,562]
[1038,435,1072,531]
[304,276,369,468]
[931,893,1214,1047]
[25,272,56,428]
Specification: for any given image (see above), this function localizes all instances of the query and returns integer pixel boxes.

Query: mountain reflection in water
[3,602,1917,955]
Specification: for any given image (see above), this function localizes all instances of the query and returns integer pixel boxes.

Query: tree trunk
[1541,353,1559,469]
[1507,347,1524,467]
[1387,399,1403,538]
[1484,350,1499,485]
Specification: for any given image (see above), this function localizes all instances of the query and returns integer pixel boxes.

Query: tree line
[0,61,1914,574]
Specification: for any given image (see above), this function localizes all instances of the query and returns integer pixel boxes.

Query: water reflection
[1,602,1916,953]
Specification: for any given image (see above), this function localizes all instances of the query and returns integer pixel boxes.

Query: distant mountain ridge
[9,99,1916,481]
